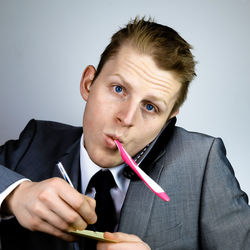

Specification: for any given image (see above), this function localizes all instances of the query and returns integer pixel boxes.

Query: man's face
[80,46,181,167]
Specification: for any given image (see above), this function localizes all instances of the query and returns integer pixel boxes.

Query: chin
[89,153,122,168]
[98,159,123,168]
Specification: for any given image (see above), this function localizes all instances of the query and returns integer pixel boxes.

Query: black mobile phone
[123,116,176,180]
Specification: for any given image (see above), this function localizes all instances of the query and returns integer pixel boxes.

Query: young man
[0,17,250,250]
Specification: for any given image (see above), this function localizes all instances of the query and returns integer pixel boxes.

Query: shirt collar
[79,134,127,194]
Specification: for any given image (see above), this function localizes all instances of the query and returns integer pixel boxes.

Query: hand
[97,232,151,250]
[3,178,97,241]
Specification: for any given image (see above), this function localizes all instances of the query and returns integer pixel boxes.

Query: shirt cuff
[0,178,30,220]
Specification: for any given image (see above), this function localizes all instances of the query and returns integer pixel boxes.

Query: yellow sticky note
[69,229,118,243]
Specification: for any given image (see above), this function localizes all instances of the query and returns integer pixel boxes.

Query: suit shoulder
[19,119,83,149]
[166,126,224,160]
[173,126,217,145]
[160,126,228,181]
[31,119,82,137]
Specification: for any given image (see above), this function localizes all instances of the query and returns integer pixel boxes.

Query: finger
[103,232,141,242]
[85,196,96,210]
[39,189,88,230]
[53,198,88,230]
[56,183,97,224]
[31,201,74,232]
[97,241,150,250]
[17,210,76,242]
[39,221,77,242]
[66,195,97,225]
[98,233,151,250]
[84,196,97,224]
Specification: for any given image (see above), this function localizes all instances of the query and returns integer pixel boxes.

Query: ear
[80,65,96,101]
[170,109,179,118]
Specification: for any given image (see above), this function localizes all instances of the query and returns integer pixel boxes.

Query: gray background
[0,0,249,197]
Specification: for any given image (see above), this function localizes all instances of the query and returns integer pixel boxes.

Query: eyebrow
[111,73,130,86]
[144,95,168,110]
[110,73,168,108]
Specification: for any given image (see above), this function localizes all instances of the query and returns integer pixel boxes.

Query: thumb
[103,232,141,242]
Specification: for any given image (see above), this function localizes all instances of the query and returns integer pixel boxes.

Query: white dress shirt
[80,135,130,230]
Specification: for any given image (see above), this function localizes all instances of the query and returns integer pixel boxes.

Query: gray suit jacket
[0,119,250,250]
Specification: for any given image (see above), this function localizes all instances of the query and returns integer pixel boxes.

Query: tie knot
[89,169,117,192]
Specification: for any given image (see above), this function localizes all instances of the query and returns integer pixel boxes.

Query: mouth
[104,134,123,149]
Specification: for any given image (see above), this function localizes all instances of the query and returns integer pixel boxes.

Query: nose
[115,100,138,127]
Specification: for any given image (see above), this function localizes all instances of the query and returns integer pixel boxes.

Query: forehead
[100,46,181,103]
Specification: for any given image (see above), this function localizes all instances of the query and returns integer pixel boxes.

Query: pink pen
[114,140,170,202]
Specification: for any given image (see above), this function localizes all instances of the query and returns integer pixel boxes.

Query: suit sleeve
[0,119,37,192]
[200,138,250,249]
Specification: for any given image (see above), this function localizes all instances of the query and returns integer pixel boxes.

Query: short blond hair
[94,17,196,114]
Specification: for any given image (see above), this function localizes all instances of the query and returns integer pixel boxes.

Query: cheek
[82,93,116,135]
[87,89,116,114]
[141,130,158,145]
[137,122,164,145]
[128,126,160,156]
[83,103,95,129]
[82,100,102,140]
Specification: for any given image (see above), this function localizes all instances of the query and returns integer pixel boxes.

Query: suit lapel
[52,138,81,192]
[118,160,166,238]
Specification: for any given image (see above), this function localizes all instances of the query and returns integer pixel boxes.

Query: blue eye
[146,104,154,111]
[114,86,123,93]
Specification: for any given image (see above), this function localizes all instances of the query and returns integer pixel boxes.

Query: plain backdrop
[0,0,249,197]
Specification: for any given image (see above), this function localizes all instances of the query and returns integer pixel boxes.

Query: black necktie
[89,169,118,232]
[78,169,118,250]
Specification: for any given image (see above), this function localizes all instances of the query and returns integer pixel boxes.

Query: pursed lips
[103,133,125,150]
[105,134,124,144]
